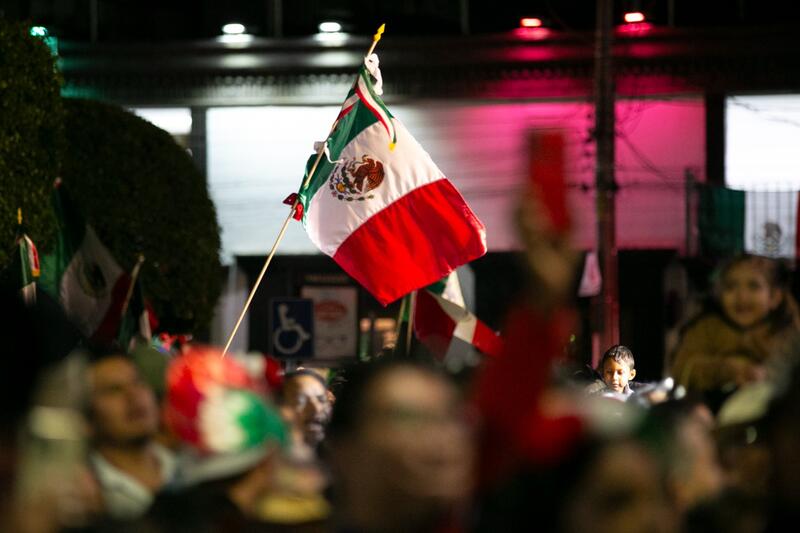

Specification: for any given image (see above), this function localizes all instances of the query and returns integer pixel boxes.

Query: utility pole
[593,0,619,354]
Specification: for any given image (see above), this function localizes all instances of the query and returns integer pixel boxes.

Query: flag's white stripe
[305,119,445,256]
[744,191,798,258]
[21,282,36,306]
[440,272,466,308]
[60,226,124,336]
[429,291,477,342]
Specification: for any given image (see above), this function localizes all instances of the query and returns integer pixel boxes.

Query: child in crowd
[585,345,638,398]
[599,345,638,396]
[671,254,800,394]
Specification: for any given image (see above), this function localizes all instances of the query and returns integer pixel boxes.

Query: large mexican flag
[40,181,131,344]
[699,186,800,258]
[295,54,487,305]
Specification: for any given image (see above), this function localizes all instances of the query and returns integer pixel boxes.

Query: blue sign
[270,298,314,358]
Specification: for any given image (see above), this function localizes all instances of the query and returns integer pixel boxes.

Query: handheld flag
[1,209,41,305]
[39,180,132,344]
[414,273,503,359]
[117,256,157,350]
[295,54,487,305]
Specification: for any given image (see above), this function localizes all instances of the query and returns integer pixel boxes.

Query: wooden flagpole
[120,254,145,317]
[391,294,408,356]
[222,24,386,356]
[405,290,417,356]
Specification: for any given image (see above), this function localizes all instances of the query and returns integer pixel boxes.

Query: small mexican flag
[699,187,800,258]
[1,209,41,305]
[294,54,487,306]
[117,257,157,351]
[414,273,503,359]
[39,180,132,344]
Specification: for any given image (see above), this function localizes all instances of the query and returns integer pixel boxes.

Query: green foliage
[61,98,221,332]
[0,19,63,265]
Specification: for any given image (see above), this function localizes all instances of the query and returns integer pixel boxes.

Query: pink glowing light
[617,21,654,34]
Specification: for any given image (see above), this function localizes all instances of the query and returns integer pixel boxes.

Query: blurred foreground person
[0,291,48,532]
[762,349,800,532]
[85,348,176,520]
[476,421,677,533]
[140,346,309,532]
[327,359,473,533]
[0,290,104,532]
[639,400,724,525]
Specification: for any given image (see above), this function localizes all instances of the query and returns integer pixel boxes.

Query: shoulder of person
[584,379,608,395]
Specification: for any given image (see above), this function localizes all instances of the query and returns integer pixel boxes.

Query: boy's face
[602,358,636,393]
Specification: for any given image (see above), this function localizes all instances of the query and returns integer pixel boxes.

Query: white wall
[205,97,706,260]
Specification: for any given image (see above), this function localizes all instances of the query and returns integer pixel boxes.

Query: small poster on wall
[300,285,358,361]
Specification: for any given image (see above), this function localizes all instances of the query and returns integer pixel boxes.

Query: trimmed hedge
[0,20,63,266]
[60,98,221,333]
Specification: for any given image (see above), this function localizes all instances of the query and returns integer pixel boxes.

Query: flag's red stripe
[414,289,457,359]
[90,274,132,345]
[355,81,393,142]
[333,179,486,306]
[336,103,356,121]
[472,318,503,358]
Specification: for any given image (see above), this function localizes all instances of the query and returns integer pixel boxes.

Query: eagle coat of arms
[329,155,385,202]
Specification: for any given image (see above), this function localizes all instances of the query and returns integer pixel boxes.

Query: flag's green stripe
[39,186,87,297]
[358,67,395,122]
[426,276,448,296]
[297,92,380,212]
[699,186,745,255]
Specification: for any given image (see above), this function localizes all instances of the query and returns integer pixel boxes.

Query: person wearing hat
[137,346,309,532]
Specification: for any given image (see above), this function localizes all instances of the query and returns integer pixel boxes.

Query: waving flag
[294,54,486,305]
[39,181,131,344]
[699,186,800,258]
[414,273,503,358]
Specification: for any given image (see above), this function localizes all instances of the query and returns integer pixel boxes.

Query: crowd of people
[3,253,800,533]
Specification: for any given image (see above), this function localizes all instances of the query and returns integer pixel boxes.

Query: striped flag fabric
[295,54,487,305]
[0,211,41,305]
[39,180,132,344]
[699,186,800,258]
[414,273,503,358]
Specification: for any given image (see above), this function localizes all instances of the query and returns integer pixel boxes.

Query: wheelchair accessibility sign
[269,298,314,358]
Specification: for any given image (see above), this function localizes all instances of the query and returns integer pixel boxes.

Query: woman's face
[719,261,782,329]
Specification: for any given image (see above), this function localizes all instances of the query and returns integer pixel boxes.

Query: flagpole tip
[374,24,385,41]
[17,208,22,225]
[389,142,396,151]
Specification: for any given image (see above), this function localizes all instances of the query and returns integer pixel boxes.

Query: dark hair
[599,344,635,370]
[327,357,444,440]
[278,368,328,403]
